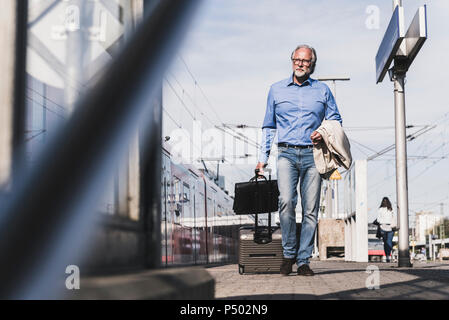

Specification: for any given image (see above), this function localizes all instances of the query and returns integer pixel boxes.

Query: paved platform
[207,260,449,300]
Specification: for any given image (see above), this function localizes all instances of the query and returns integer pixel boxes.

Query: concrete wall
[318,219,345,260]
[344,160,368,262]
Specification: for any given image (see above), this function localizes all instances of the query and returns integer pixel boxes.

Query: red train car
[368,223,385,261]
[161,147,240,266]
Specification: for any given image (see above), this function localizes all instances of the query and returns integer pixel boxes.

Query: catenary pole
[317,77,350,219]
[64,0,88,115]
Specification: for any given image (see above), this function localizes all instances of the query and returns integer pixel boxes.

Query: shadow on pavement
[217,264,449,300]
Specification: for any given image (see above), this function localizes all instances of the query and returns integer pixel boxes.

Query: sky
[162,0,449,225]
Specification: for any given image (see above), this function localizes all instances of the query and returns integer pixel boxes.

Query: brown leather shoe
[280,257,295,276]
[297,264,314,276]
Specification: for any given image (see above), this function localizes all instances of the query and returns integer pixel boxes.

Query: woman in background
[376,197,397,262]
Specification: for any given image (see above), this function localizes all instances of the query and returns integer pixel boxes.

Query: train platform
[206,259,449,300]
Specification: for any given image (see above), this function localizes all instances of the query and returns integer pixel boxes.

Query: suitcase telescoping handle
[252,168,273,244]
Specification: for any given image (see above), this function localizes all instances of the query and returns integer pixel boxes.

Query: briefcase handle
[250,169,267,182]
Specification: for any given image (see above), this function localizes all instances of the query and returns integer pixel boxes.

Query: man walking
[256,44,342,276]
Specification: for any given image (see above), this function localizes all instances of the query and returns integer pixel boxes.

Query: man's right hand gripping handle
[255,162,267,175]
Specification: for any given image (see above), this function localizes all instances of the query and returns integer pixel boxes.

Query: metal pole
[391,0,411,268]
[441,203,446,248]
[316,76,349,220]
[334,179,339,219]
[393,0,402,10]
[65,0,88,114]
[327,180,333,218]
[393,71,412,267]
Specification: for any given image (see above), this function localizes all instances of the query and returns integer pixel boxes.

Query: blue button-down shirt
[259,75,342,163]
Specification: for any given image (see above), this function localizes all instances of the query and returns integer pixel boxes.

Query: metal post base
[398,257,412,268]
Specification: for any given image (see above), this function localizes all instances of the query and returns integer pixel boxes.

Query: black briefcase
[233,169,279,215]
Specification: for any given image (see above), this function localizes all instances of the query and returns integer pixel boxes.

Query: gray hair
[291,44,317,74]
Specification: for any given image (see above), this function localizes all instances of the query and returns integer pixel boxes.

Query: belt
[278,143,313,149]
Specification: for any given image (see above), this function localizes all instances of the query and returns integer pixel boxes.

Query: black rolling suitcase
[234,169,283,274]
[238,222,283,274]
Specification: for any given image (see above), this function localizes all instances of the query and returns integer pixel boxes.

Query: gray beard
[294,69,309,78]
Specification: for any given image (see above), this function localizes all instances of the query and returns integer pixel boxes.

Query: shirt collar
[287,74,314,87]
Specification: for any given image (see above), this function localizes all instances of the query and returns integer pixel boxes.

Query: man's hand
[310,131,323,145]
[255,162,266,175]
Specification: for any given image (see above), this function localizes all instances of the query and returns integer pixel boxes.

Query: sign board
[375,6,405,83]
[404,5,427,70]
[329,169,341,180]
[27,1,124,88]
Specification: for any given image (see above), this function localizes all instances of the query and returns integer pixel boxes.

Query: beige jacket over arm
[313,120,352,175]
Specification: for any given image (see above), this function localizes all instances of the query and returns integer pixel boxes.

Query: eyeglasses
[291,58,312,66]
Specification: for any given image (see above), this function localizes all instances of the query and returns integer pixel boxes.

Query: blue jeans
[277,147,321,267]
[381,229,394,258]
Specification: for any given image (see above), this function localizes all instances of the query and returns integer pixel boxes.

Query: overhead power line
[163,108,182,128]
[367,125,436,161]
[224,123,260,129]
[222,124,261,149]
[165,71,217,128]
[25,129,46,142]
[26,86,67,112]
[25,96,66,119]
[164,78,196,121]
[368,140,447,192]
[179,56,224,125]
[163,58,263,187]
[345,124,426,131]
[214,126,260,150]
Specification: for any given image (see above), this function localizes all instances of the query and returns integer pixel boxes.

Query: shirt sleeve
[259,87,277,163]
[258,128,277,164]
[324,85,342,125]
[262,86,276,129]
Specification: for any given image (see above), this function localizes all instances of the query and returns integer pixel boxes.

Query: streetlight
[317,77,350,219]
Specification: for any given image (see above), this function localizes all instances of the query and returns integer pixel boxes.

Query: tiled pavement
[206,260,449,300]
